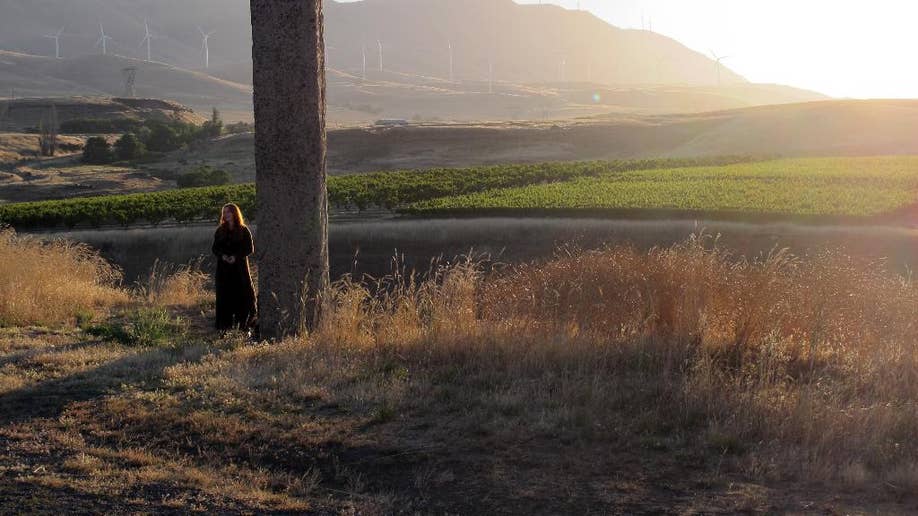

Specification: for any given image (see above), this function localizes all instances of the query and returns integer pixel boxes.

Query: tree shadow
[0,340,209,427]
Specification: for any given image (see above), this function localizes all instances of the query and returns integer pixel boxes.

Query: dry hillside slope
[0,93,205,132]
[148,99,918,181]
[1,0,741,85]
[0,51,252,115]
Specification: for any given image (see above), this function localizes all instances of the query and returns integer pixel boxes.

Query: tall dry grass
[138,259,210,308]
[171,235,918,490]
[0,228,127,326]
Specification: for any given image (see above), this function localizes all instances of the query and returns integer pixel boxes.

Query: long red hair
[219,203,246,229]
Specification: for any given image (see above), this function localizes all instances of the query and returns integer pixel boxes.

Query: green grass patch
[85,308,186,348]
[405,157,918,218]
[0,156,757,228]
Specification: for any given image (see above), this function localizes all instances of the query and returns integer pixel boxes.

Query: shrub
[225,121,253,134]
[144,122,183,153]
[82,136,114,164]
[114,132,146,161]
[60,118,144,134]
[86,308,186,348]
[200,108,223,138]
[176,166,231,188]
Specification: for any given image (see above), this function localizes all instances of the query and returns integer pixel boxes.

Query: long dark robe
[212,225,257,331]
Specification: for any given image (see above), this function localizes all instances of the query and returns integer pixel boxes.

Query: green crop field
[406,157,918,219]
[0,156,753,229]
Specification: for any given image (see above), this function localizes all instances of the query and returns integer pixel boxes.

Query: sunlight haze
[468,0,918,99]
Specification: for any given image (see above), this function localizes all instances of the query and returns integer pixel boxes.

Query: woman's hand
[222,254,237,265]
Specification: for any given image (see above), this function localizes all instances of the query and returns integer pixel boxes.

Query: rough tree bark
[250,0,329,339]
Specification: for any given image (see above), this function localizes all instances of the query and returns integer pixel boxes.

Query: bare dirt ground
[0,308,913,514]
[0,133,169,203]
[0,158,167,204]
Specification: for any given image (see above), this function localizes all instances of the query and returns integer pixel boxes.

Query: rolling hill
[139,99,918,182]
[0,50,253,116]
[1,0,743,86]
[0,0,829,122]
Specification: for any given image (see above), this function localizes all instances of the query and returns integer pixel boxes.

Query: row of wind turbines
[41,21,732,88]
[357,38,732,89]
[43,21,217,69]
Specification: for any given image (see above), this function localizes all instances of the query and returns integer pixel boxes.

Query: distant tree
[201,107,224,138]
[60,118,143,134]
[225,121,254,134]
[144,122,182,152]
[114,132,146,161]
[82,137,114,164]
[38,105,59,157]
[176,165,230,188]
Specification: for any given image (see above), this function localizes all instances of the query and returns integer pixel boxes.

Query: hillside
[0,0,830,121]
[0,94,205,132]
[1,0,742,86]
[141,99,918,182]
[0,52,826,125]
[0,51,253,117]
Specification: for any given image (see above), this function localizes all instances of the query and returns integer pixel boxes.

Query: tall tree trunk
[250,0,329,340]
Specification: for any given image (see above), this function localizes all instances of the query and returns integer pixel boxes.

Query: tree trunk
[250,0,329,340]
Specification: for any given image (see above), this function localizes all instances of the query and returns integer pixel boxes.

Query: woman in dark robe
[212,203,257,332]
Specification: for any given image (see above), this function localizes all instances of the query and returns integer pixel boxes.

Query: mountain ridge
[0,0,747,86]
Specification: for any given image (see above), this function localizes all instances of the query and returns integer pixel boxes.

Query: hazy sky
[511,0,918,98]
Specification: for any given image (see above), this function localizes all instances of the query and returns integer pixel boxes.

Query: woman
[212,203,257,332]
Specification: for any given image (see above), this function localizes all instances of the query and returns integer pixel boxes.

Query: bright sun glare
[511,0,918,99]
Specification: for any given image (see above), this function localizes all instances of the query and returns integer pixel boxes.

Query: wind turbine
[198,26,216,69]
[139,20,156,62]
[361,44,367,81]
[559,58,566,82]
[448,40,454,82]
[488,59,493,94]
[377,39,383,72]
[710,50,730,87]
[43,27,65,59]
[96,23,112,56]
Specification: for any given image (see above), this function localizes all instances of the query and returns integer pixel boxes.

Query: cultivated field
[411,156,918,220]
[0,157,754,228]
[5,156,918,229]
[1,229,916,512]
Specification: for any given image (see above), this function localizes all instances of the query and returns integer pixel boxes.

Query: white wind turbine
[361,44,367,80]
[43,27,65,59]
[139,20,156,62]
[96,23,112,56]
[448,40,454,82]
[198,26,216,69]
[488,59,493,94]
[710,50,730,87]
[377,39,383,72]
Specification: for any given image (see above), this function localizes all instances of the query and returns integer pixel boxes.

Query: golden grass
[0,228,127,326]
[138,259,210,308]
[168,235,918,490]
[2,231,916,508]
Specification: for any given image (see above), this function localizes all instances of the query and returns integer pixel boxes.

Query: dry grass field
[1,230,917,513]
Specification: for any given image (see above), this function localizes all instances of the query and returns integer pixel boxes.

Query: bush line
[0,156,759,229]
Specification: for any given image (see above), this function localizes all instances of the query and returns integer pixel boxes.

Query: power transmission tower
[122,67,137,97]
